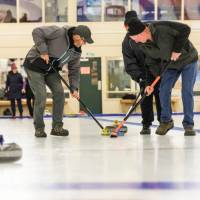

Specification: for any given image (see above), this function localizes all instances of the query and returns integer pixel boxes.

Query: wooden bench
[0,99,60,106]
[0,98,67,115]
[120,96,179,112]
[120,99,136,105]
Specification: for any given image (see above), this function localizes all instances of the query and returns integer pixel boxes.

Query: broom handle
[150,76,160,88]
[123,76,161,121]
[50,64,104,130]
[123,60,171,122]
[113,61,171,135]
[112,77,160,134]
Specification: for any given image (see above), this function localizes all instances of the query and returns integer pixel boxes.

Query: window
[104,0,128,21]
[0,59,10,89]
[194,58,200,96]
[77,0,101,22]
[131,0,154,20]
[184,0,200,20]
[45,0,68,22]
[19,0,42,22]
[107,59,132,98]
[0,0,16,23]
[158,0,182,20]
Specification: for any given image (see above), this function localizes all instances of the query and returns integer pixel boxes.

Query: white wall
[0,18,199,114]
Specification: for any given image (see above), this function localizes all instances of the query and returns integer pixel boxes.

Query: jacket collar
[63,26,82,53]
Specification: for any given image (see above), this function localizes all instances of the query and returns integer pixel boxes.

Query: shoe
[155,120,174,135]
[184,127,196,136]
[140,126,151,135]
[50,125,69,136]
[35,128,47,138]
[19,113,23,118]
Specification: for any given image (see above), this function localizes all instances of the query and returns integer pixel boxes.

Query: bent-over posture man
[24,25,94,137]
[122,10,161,135]
[128,18,198,136]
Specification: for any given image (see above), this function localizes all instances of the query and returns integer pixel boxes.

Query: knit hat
[73,25,94,44]
[128,18,146,36]
[124,10,138,25]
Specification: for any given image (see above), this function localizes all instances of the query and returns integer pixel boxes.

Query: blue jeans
[159,61,197,128]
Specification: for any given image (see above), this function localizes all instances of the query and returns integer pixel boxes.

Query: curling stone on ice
[101,120,128,136]
[0,135,22,163]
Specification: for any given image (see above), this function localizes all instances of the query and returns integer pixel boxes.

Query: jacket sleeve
[5,74,9,90]
[154,21,191,53]
[32,26,61,55]
[19,74,24,89]
[122,39,146,82]
[68,58,81,92]
[123,54,145,82]
[164,22,191,53]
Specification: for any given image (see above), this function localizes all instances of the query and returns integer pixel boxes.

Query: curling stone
[113,120,128,133]
[101,124,128,136]
[101,127,111,136]
[0,135,22,163]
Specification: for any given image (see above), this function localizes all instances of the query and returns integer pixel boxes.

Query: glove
[49,58,60,68]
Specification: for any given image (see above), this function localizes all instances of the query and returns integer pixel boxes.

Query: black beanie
[128,18,146,36]
[124,10,138,25]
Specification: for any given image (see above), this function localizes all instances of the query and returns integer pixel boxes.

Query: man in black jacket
[122,11,161,135]
[128,18,198,136]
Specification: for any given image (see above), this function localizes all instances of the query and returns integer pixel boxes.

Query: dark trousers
[25,68,65,129]
[10,98,23,117]
[26,97,34,117]
[140,79,161,127]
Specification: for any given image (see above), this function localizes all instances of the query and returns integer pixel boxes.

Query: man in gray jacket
[24,25,94,137]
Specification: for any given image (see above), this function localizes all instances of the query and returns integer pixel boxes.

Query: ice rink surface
[0,114,200,200]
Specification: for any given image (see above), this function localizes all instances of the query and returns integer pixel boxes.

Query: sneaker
[184,127,196,136]
[155,120,174,135]
[35,128,47,138]
[140,126,151,135]
[50,125,69,136]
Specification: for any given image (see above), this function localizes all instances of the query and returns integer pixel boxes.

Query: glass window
[45,0,68,22]
[104,0,128,21]
[184,0,200,20]
[158,0,182,20]
[0,0,16,23]
[107,59,131,98]
[131,0,154,21]
[77,0,101,22]
[19,0,42,22]
[194,58,200,96]
[0,59,9,89]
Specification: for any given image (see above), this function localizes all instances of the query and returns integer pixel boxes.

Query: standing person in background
[3,10,17,23]
[122,11,161,135]
[5,63,24,118]
[25,78,34,117]
[23,24,94,137]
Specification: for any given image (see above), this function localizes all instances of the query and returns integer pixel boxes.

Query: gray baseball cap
[73,25,94,44]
